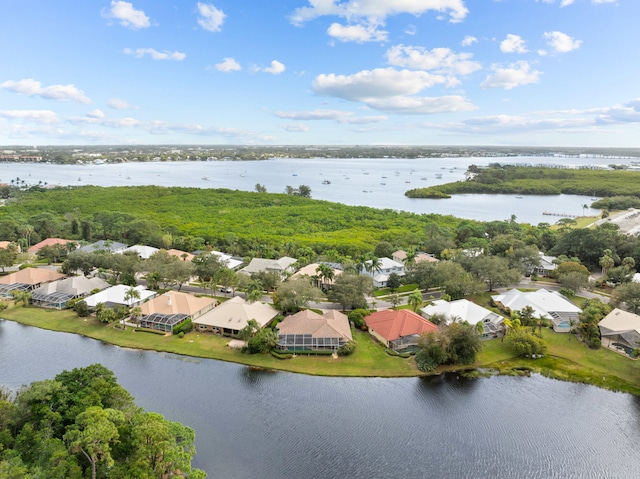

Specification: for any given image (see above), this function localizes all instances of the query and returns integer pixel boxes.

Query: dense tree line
[0,364,205,479]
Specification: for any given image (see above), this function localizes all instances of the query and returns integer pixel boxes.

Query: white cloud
[108,98,134,109]
[124,48,186,61]
[214,58,241,72]
[313,68,448,101]
[290,0,470,25]
[404,24,417,35]
[87,109,105,119]
[364,95,476,114]
[543,31,582,53]
[103,1,150,29]
[480,61,541,90]
[461,35,477,46]
[0,109,59,123]
[1,78,91,103]
[256,60,286,75]
[197,2,226,32]
[280,123,310,132]
[327,22,388,43]
[386,45,481,75]
[274,109,388,123]
[500,34,528,54]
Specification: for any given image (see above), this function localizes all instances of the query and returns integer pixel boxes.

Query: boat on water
[435,173,443,178]
[322,180,331,185]
[421,177,427,180]
[515,196,523,199]
[202,176,211,181]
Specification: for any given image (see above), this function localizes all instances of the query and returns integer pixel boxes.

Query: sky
[0,0,638,147]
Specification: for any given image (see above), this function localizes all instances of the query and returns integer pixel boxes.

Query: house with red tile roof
[365,309,438,352]
[27,238,78,253]
[0,241,20,253]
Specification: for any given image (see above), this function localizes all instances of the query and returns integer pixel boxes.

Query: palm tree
[123,287,141,329]
[130,306,143,327]
[315,263,334,289]
[404,248,418,272]
[407,289,423,313]
[12,290,31,307]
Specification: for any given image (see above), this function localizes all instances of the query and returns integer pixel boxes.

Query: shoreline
[3,307,639,395]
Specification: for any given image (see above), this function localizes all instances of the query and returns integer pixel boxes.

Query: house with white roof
[528,252,558,277]
[598,308,640,357]
[492,288,582,332]
[120,245,160,259]
[84,284,156,310]
[78,240,128,254]
[421,299,504,339]
[210,250,244,270]
[360,257,405,288]
[239,256,297,277]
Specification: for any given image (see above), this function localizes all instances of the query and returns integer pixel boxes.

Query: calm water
[2,319,639,478]
[1,156,608,224]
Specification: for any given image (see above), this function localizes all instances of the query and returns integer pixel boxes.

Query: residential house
[138,290,217,333]
[27,238,77,254]
[121,245,160,259]
[361,257,405,288]
[193,296,279,336]
[210,250,244,270]
[166,248,195,262]
[421,299,504,339]
[0,241,21,253]
[84,284,156,310]
[0,267,66,298]
[492,288,582,332]
[77,240,128,253]
[392,250,438,266]
[528,252,558,277]
[277,309,352,351]
[291,262,342,289]
[240,256,297,277]
[365,309,437,352]
[598,308,640,356]
[31,276,109,309]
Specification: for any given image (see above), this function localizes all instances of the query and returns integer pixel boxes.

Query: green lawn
[4,303,640,392]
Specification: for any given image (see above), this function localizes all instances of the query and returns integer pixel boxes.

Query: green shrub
[172,319,193,335]
[398,352,413,358]
[134,328,166,335]
[385,348,399,356]
[0,301,7,311]
[178,331,185,338]
[271,350,293,360]
[337,340,357,356]
[348,309,370,329]
[73,300,89,317]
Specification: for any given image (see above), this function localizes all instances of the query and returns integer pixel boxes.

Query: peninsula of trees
[405,164,640,199]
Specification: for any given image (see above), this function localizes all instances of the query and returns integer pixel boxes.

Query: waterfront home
[421,299,504,339]
[240,256,297,277]
[30,275,109,309]
[138,290,216,333]
[78,240,128,253]
[365,309,437,352]
[120,244,160,259]
[0,267,66,298]
[598,308,640,356]
[193,296,279,336]
[492,288,581,332]
[277,309,352,351]
[84,284,156,310]
[360,257,405,288]
[27,237,77,254]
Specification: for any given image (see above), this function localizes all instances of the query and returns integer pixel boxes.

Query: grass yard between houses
[3,303,640,393]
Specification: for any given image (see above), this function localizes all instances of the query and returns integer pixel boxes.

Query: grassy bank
[3,304,639,393]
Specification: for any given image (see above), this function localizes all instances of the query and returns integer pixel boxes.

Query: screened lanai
[0,283,31,298]
[31,290,76,309]
[139,312,189,333]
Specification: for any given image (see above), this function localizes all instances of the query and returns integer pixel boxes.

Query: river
[1,319,639,478]
[0,156,612,224]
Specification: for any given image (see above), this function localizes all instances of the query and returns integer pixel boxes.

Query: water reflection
[1,319,640,479]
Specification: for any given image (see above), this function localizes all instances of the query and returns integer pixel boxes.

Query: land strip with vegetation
[406,165,640,199]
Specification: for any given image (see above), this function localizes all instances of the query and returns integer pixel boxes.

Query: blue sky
[0,0,638,146]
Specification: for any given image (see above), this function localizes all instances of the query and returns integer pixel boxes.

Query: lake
[1,156,609,224]
[2,319,639,478]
